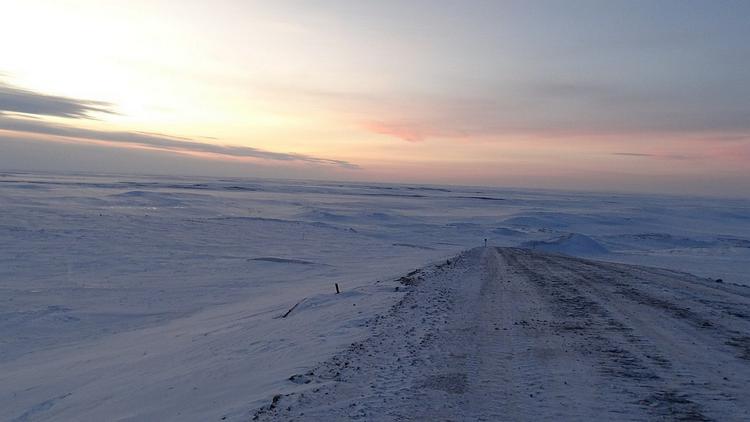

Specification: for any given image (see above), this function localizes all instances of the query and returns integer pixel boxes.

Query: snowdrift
[522,233,609,256]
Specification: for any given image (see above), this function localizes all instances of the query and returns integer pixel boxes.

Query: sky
[1,0,749,196]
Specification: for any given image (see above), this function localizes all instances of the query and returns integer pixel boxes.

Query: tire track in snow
[253,247,750,421]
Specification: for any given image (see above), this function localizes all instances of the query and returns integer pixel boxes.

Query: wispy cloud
[0,115,359,169]
[362,120,470,143]
[612,152,692,160]
[282,76,750,143]
[0,80,114,118]
[612,152,655,157]
[0,79,357,169]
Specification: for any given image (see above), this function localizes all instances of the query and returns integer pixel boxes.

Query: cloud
[612,152,655,157]
[612,152,692,160]
[0,80,114,118]
[362,120,469,143]
[0,114,359,169]
[0,79,357,169]
[283,75,750,143]
[364,121,424,142]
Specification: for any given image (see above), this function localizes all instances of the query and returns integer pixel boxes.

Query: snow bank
[522,233,609,256]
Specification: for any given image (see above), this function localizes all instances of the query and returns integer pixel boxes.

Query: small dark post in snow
[280,298,305,318]
[335,283,340,294]
[484,238,487,247]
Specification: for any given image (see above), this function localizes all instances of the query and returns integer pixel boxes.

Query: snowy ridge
[522,233,609,256]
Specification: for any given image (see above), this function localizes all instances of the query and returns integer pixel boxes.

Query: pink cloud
[363,120,427,142]
[362,120,471,142]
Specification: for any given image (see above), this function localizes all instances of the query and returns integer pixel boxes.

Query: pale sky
[1,0,749,195]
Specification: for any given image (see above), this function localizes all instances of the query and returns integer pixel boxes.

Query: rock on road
[255,247,750,421]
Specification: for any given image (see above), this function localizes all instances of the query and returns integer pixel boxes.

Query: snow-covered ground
[1,171,748,420]
[255,247,750,421]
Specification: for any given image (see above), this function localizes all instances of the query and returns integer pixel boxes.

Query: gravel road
[255,247,750,421]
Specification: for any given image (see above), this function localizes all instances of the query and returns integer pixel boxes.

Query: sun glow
[1,1,749,195]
